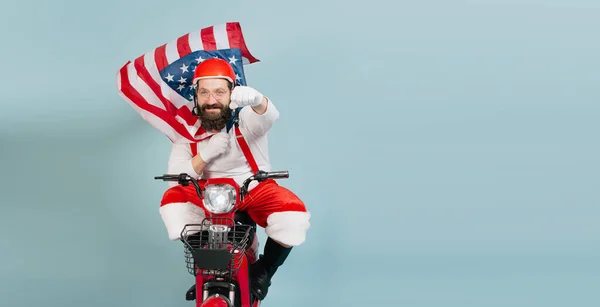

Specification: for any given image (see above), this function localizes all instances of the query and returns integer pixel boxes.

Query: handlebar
[154,171,288,182]
[154,170,289,201]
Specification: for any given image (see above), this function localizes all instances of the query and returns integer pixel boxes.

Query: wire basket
[181,217,252,278]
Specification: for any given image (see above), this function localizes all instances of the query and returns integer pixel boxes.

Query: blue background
[1,0,598,306]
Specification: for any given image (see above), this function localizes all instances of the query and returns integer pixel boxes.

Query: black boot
[249,237,292,300]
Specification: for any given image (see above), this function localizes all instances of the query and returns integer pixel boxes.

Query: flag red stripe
[226,22,258,63]
[177,33,192,58]
[118,62,196,142]
[201,27,217,50]
[226,23,240,49]
[154,44,168,72]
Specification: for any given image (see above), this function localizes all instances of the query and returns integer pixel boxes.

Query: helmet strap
[191,81,200,116]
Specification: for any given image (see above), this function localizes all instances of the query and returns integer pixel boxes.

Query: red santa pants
[159,179,311,246]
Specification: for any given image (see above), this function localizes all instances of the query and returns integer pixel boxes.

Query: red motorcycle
[155,170,290,307]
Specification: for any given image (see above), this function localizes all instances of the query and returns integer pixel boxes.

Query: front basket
[181,217,252,278]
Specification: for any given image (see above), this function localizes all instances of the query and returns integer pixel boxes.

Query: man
[158,57,311,301]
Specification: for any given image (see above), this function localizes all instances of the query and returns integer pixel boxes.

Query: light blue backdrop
[1,0,598,306]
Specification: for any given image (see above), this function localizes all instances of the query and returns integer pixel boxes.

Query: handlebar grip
[267,171,289,179]
[154,174,183,181]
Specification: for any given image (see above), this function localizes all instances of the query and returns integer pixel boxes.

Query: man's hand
[198,132,230,164]
[230,86,265,110]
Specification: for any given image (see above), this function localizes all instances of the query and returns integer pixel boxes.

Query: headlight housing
[202,184,236,214]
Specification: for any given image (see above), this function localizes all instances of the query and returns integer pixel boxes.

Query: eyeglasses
[196,88,229,100]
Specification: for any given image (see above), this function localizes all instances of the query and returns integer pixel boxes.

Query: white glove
[229,86,264,109]
[198,132,229,163]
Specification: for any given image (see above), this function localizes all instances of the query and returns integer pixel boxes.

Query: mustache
[201,103,225,110]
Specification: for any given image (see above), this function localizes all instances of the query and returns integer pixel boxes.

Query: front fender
[200,294,231,307]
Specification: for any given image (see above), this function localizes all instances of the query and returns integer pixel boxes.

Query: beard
[198,102,232,131]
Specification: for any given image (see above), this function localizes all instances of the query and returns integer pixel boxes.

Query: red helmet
[192,58,236,85]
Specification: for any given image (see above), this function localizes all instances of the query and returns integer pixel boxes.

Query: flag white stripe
[188,30,203,52]
[213,24,231,50]
[165,39,180,64]
[127,61,166,111]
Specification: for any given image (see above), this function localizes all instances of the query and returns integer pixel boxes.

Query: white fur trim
[265,211,311,246]
[159,202,206,240]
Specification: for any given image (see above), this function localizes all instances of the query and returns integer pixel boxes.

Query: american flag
[116,22,260,143]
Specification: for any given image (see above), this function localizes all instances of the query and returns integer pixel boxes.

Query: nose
[207,93,220,103]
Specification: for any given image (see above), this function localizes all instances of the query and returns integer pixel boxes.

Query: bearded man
[158,57,311,301]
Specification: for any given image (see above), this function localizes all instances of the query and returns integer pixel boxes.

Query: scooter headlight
[202,184,236,214]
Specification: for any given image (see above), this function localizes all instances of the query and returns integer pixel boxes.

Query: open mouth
[203,104,223,111]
